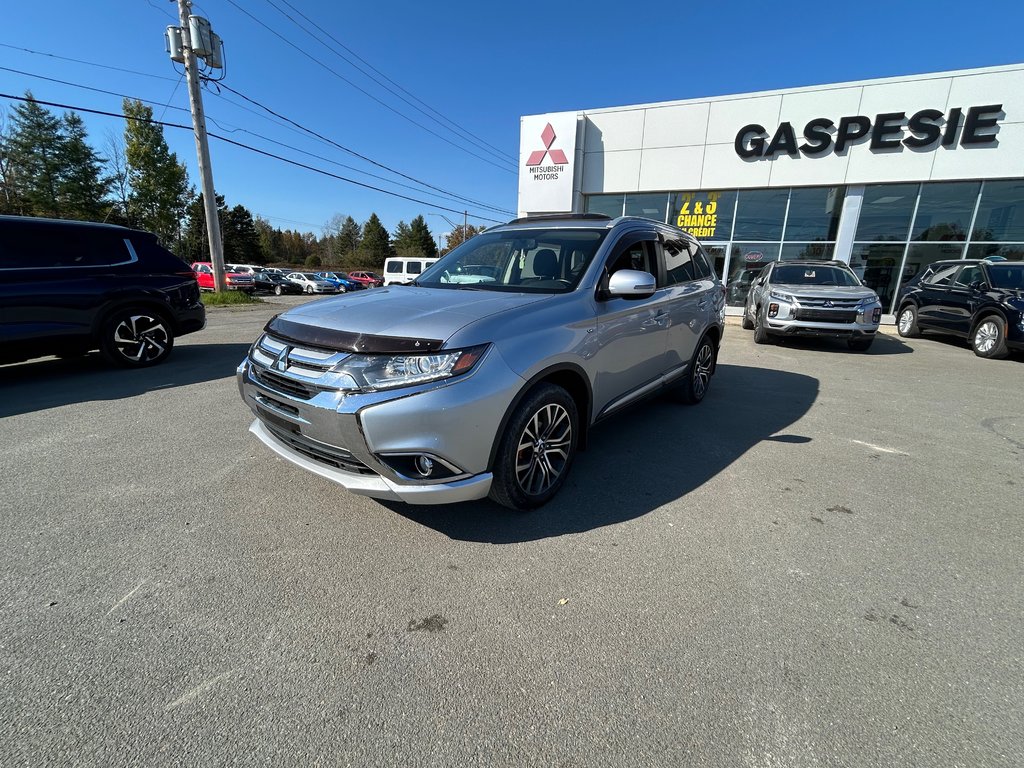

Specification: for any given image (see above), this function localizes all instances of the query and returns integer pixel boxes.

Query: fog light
[872,308,881,323]
[414,455,434,477]
[768,303,779,318]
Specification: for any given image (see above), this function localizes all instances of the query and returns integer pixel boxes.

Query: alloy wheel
[975,320,999,354]
[693,342,713,399]
[112,315,169,363]
[898,310,913,335]
[515,403,573,496]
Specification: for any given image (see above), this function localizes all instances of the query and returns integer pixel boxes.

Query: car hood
[279,286,551,343]
[772,284,878,300]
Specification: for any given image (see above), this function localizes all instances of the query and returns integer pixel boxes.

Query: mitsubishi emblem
[274,346,291,371]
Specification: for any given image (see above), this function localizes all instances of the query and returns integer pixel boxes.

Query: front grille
[251,366,316,399]
[794,309,858,323]
[264,423,374,475]
[796,297,860,309]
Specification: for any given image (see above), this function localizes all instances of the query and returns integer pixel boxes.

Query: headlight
[859,295,881,308]
[769,290,794,302]
[333,345,488,391]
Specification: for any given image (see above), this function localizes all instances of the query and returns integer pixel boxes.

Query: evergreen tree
[358,213,392,268]
[408,215,438,258]
[58,113,110,221]
[6,94,65,217]
[223,204,262,264]
[392,220,413,254]
[123,98,190,245]
[181,191,226,263]
[338,215,361,258]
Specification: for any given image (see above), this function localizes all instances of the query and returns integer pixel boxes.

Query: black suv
[895,259,1024,359]
[0,216,206,367]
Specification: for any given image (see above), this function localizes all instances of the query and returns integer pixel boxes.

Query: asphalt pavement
[1,296,1021,767]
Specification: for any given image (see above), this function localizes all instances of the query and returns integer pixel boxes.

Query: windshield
[416,228,609,292]
[771,264,861,287]
[319,272,337,279]
[987,264,1024,289]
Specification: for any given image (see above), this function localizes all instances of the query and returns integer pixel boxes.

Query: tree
[180,191,226,264]
[104,130,131,225]
[223,203,262,264]
[57,113,110,221]
[123,98,190,246]
[254,215,281,264]
[304,253,322,268]
[407,215,438,258]
[5,94,65,217]
[338,215,361,258]
[444,223,486,253]
[358,213,392,268]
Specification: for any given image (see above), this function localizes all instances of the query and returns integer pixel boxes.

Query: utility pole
[176,0,226,291]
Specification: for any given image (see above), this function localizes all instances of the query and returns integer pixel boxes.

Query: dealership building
[517,63,1024,312]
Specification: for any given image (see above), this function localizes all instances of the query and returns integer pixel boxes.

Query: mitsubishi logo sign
[274,346,291,372]
[518,112,577,215]
[526,123,569,167]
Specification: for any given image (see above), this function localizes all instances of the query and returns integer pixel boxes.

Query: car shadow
[0,343,252,418]
[771,333,912,355]
[388,363,819,543]
[914,332,1024,362]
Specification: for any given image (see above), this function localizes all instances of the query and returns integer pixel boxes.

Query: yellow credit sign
[676,192,721,239]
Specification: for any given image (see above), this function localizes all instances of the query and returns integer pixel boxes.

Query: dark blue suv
[0,216,206,367]
[895,258,1024,359]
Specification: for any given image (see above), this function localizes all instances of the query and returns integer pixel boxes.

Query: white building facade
[517,64,1024,312]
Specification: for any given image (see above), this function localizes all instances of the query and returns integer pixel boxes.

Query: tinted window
[607,239,655,277]
[585,194,624,218]
[922,264,959,286]
[406,261,423,275]
[972,180,1024,241]
[693,246,714,279]
[624,194,668,222]
[0,222,132,269]
[986,264,1024,290]
[912,182,979,241]
[662,240,697,285]
[954,265,983,287]
[770,265,860,286]
[386,262,402,273]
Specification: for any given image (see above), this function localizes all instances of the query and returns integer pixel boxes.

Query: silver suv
[742,260,882,351]
[237,214,725,510]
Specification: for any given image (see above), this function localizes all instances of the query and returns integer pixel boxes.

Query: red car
[346,270,384,288]
[191,262,256,293]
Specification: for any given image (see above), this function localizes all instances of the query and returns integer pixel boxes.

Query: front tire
[741,304,754,330]
[274,285,283,296]
[972,316,1009,359]
[489,384,578,511]
[896,305,920,337]
[753,307,772,345]
[304,285,313,294]
[99,309,174,367]
[674,335,715,405]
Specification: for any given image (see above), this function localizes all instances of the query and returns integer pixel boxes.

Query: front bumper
[237,342,526,505]
[764,300,880,338]
[249,419,492,504]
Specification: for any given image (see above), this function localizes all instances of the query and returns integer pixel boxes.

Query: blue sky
[2,1,1022,239]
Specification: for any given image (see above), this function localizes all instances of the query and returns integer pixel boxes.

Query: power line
[0,42,178,82]
[0,44,516,215]
[221,0,518,175]
[212,82,515,215]
[0,92,508,224]
[265,0,517,165]
[0,64,510,213]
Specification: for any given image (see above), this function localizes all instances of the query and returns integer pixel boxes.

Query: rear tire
[274,285,283,296]
[972,315,1009,359]
[674,335,716,405]
[489,384,578,511]
[896,305,919,338]
[99,308,174,368]
[304,285,313,294]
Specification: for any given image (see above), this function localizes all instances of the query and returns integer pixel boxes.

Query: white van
[383,256,438,286]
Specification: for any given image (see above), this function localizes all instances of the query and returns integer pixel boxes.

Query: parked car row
[189,263,386,295]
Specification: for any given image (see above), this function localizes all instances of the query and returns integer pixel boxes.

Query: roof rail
[506,213,611,225]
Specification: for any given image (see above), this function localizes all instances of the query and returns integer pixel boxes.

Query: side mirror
[607,269,656,299]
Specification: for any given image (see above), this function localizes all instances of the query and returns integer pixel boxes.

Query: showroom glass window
[585,194,624,218]
[854,184,918,241]
[670,190,736,242]
[624,193,669,222]
[784,187,844,241]
[733,189,788,240]
[967,180,1024,261]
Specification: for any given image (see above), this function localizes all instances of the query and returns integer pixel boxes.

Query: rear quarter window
[0,222,133,269]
